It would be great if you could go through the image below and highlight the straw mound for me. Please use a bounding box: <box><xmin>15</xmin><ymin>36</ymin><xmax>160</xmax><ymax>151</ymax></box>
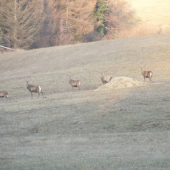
<box><xmin>96</xmin><ymin>77</ymin><xmax>144</xmax><ymax>90</ymax></box>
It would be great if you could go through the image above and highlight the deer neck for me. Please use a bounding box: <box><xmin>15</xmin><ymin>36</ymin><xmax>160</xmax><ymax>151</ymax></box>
<box><xmin>26</xmin><ymin>82</ymin><xmax>29</xmax><ymax>88</ymax></box>
<box><xmin>141</xmin><ymin>69</ymin><xmax>145</xmax><ymax>75</ymax></box>
<box><xmin>69</xmin><ymin>79</ymin><xmax>72</xmax><ymax>84</ymax></box>
<box><xmin>101</xmin><ymin>74</ymin><xmax>105</xmax><ymax>78</ymax></box>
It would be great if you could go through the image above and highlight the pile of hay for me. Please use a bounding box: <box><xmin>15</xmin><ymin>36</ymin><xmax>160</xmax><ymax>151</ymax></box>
<box><xmin>96</xmin><ymin>77</ymin><xmax>144</xmax><ymax>90</ymax></box>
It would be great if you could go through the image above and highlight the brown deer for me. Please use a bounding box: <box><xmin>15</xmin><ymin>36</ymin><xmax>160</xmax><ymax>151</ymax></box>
<box><xmin>138</xmin><ymin>63</ymin><xmax>153</xmax><ymax>82</ymax></box>
<box><xmin>0</xmin><ymin>90</ymin><xmax>10</xmax><ymax>102</ymax></box>
<box><xmin>23</xmin><ymin>78</ymin><xmax>44</xmax><ymax>99</ymax></box>
<box><xmin>68</xmin><ymin>76</ymin><xmax>81</xmax><ymax>91</ymax></box>
<box><xmin>99</xmin><ymin>71</ymin><xmax>112</xmax><ymax>84</ymax></box>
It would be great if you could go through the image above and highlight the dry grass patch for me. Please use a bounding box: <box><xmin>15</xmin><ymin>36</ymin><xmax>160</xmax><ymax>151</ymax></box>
<box><xmin>96</xmin><ymin>77</ymin><xmax>144</xmax><ymax>90</ymax></box>
<box><xmin>118</xmin><ymin>24</ymin><xmax>170</xmax><ymax>39</ymax></box>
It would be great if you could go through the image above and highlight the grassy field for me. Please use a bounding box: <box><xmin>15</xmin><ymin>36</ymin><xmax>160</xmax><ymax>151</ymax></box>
<box><xmin>0</xmin><ymin>34</ymin><xmax>170</xmax><ymax>169</ymax></box>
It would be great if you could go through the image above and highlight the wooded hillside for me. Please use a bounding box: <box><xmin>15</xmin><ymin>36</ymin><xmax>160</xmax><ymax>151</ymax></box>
<box><xmin>0</xmin><ymin>0</ymin><xmax>137</xmax><ymax>49</ymax></box>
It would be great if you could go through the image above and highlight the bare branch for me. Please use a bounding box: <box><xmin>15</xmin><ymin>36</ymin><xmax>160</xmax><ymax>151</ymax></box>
<box><xmin>0</xmin><ymin>45</ymin><xmax>15</xmax><ymax>51</ymax></box>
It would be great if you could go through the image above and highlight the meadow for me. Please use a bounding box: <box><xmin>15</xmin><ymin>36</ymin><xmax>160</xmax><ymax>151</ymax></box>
<box><xmin>0</xmin><ymin>34</ymin><xmax>170</xmax><ymax>169</ymax></box>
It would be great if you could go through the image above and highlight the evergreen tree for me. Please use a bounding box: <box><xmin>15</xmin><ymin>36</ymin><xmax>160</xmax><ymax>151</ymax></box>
<box><xmin>94</xmin><ymin>0</ymin><xmax>137</xmax><ymax>39</ymax></box>
<box><xmin>94</xmin><ymin>0</ymin><xmax>109</xmax><ymax>36</ymax></box>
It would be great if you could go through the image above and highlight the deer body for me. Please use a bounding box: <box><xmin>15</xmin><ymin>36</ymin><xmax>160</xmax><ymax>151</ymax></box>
<box><xmin>0</xmin><ymin>90</ymin><xmax>9</xmax><ymax>102</ymax></box>
<box><xmin>25</xmin><ymin>81</ymin><xmax>44</xmax><ymax>99</ymax></box>
<box><xmin>138</xmin><ymin>64</ymin><xmax>153</xmax><ymax>82</ymax></box>
<box><xmin>100</xmin><ymin>72</ymin><xmax>112</xmax><ymax>84</ymax></box>
<box><xmin>68</xmin><ymin>77</ymin><xmax>81</xmax><ymax>90</ymax></box>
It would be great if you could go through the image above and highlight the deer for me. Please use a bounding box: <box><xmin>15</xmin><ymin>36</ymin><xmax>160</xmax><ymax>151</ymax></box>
<box><xmin>23</xmin><ymin>78</ymin><xmax>44</xmax><ymax>99</ymax></box>
<box><xmin>138</xmin><ymin>63</ymin><xmax>153</xmax><ymax>82</ymax></box>
<box><xmin>68</xmin><ymin>76</ymin><xmax>81</xmax><ymax>91</ymax></box>
<box><xmin>99</xmin><ymin>71</ymin><xmax>112</xmax><ymax>84</ymax></box>
<box><xmin>0</xmin><ymin>90</ymin><xmax>10</xmax><ymax>102</ymax></box>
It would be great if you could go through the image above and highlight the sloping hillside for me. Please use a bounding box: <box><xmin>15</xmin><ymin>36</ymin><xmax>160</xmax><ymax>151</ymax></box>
<box><xmin>0</xmin><ymin>35</ymin><xmax>170</xmax><ymax>169</ymax></box>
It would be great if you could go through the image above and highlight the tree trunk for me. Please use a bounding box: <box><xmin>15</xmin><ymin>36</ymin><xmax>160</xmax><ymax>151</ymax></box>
<box><xmin>14</xmin><ymin>0</ymin><xmax>17</xmax><ymax>48</ymax></box>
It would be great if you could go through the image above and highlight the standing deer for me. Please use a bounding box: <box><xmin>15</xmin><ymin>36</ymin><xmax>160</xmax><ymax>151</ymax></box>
<box><xmin>0</xmin><ymin>90</ymin><xmax>10</xmax><ymax>102</ymax></box>
<box><xmin>23</xmin><ymin>79</ymin><xmax>44</xmax><ymax>99</ymax></box>
<box><xmin>138</xmin><ymin>63</ymin><xmax>153</xmax><ymax>82</ymax></box>
<box><xmin>68</xmin><ymin>76</ymin><xmax>81</xmax><ymax>91</ymax></box>
<box><xmin>99</xmin><ymin>71</ymin><xmax>112</xmax><ymax>84</ymax></box>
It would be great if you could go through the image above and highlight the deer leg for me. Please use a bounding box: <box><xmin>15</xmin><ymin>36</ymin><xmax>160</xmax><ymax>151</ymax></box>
<box><xmin>37</xmin><ymin>93</ymin><xmax>40</xmax><ymax>98</ymax></box>
<box><xmin>41</xmin><ymin>91</ymin><xmax>44</xmax><ymax>98</ymax></box>
<box><xmin>31</xmin><ymin>93</ymin><xmax>33</xmax><ymax>99</ymax></box>
<box><xmin>6</xmin><ymin>97</ymin><xmax>9</xmax><ymax>102</ymax></box>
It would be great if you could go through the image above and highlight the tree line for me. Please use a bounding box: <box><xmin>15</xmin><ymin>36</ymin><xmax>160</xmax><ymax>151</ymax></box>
<box><xmin>0</xmin><ymin>0</ymin><xmax>138</xmax><ymax>50</ymax></box>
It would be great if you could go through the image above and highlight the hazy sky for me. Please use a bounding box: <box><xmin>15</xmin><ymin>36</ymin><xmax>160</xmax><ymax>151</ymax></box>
<box><xmin>129</xmin><ymin>0</ymin><xmax>170</xmax><ymax>25</ymax></box>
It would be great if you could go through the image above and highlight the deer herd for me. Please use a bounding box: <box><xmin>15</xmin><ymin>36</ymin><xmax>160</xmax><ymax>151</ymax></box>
<box><xmin>0</xmin><ymin>63</ymin><xmax>153</xmax><ymax>102</ymax></box>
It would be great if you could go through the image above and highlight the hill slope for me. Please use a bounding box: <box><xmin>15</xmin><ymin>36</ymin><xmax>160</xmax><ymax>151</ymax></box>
<box><xmin>0</xmin><ymin>35</ymin><xmax>170</xmax><ymax>169</ymax></box>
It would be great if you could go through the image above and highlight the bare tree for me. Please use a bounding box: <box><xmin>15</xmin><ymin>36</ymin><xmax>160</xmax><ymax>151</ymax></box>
<box><xmin>68</xmin><ymin>0</ymin><xmax>95</xmax><ymax>43</ymax></box>
<box><xmin>50</xmin><ymin>0</ymin><xmax>95</xmax><ymax>45</ymax></box>
<box><xmin>0</xmin><ymin>0</ymin><xmax>45</xmax><ymax>49</ymax></box>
